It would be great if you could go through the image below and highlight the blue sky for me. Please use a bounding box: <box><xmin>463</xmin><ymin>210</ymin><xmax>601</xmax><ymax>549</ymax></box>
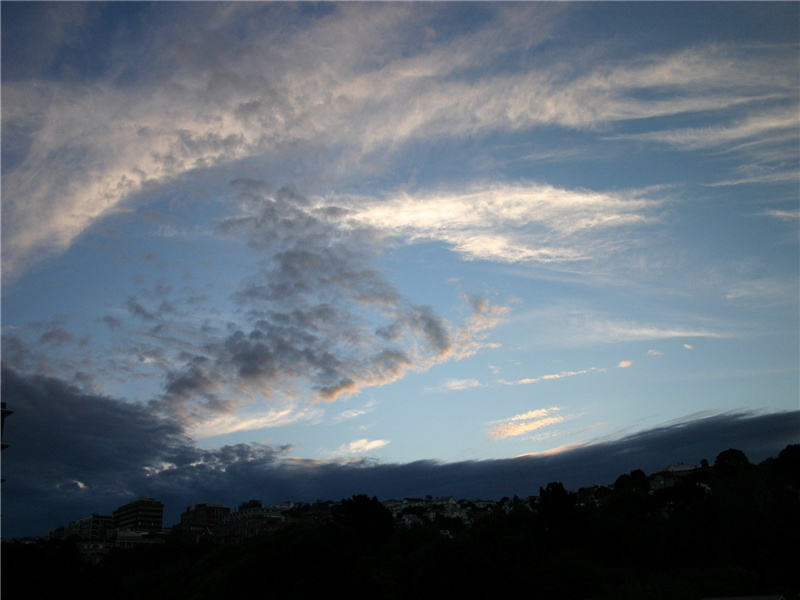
<box><xmin>2</xmin><ymin>2</ymin><xmax>798</xmax><ymax>536</ymax></box>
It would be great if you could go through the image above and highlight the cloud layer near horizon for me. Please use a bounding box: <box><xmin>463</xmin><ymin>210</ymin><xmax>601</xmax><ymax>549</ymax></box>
<box><xmin>2</xmin><ymin>364</ymin><xmax>797</xmax><ymax>538</ymax></box>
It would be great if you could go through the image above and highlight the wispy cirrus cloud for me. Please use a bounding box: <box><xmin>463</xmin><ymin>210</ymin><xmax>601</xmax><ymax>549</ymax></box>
<box><xmin>760</xmin><ymin>209</ymin><xmax>800</xmax><ymax>221</ymax></box>
<box><xmin>427</xmin><ymin>366</ymin><xmax>602</xmax><ymax>393</ymax></box>
<box><xmin>502</xmin><ymin>367</ymin><xmax>602</xmax><ymax>386</ymax></box>
<box><xmin>515</xmin><ymin>308</ymin><xmax>733</xmax><ymax>349</ymax></box>
<box><xmin>725</xmin><ymin>278</ymin><xmax>799</xmax><ymax>307</ymax></box>
<box><xmin>4</xmin><ymin>3</ymin><xmax>795</xmax><ymax>282</ymax></box>
<box><xmin>613</xmin><ymin>108</ymin><xmax>798</xmax><ymax>152</ymax></box>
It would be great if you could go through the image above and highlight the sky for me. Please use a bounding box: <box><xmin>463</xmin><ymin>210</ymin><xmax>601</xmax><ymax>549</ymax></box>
<box><xmin>1</xmin><ymin>2</ymin><xmax>798</xmax><ymax>538</ymax></box>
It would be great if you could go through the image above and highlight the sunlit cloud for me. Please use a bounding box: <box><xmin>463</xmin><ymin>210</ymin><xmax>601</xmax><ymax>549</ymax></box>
<box><xmin>325</xmin><ymin>438</ymin><xmax>391</xmax><ymax>457</ymax></box>
<box><xmin>345</xmin><ymin>183</ymin><xmax>663</xmax><ymax>266</ymax></box>
<box><xmin>193</xmin><ymin>405</ymin><xmax>324</xmax><ymax>439</ymax></box>
<box><xmin>500</xmin><ymin>368</ymin><xmax>602</xmax><ymax>386</ymax></box>
<box><xmin>618</xmin><ymin>360</ymin><xmax>633</xmax><ymax>368</ymax></box>
<box><xmin>487</xmin><ymin>406</ymin><xmax>565</xmax><ymax>440</ymax></box>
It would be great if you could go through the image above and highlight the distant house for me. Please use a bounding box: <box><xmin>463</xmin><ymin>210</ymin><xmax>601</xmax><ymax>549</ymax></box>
<box><xmin>650</xmin><ymin>463</ymin><xmax>697</xmax><ymax>491</ymax></box>
<box><xmin>401</xmin><ymin>514</ymin><xmax>424</xmax><ymax>527</ymax></box>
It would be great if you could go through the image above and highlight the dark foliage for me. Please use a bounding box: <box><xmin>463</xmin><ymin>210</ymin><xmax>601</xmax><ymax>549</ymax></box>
<box><xmin>3</xmin><ymin>446</ymin><xmax>799</xmax><ymax>599</ymax></box>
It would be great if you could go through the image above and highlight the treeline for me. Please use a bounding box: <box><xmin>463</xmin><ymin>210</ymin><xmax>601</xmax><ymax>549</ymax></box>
<box><xmin>3</xmin><ymin>445</ymin><xmax>799</xmax><ymax>599</ymax></box>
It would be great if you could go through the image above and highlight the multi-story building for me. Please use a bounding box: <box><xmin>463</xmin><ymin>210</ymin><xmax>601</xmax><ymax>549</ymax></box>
<box><xmin>180</xmin><ymin>503</ymin><xmax>230</xmax><ymax>525</ymax></box>
<box><xmin>112</xmin><ymin>496</ymin><xmax>164</xmax><ymax>531</ymax></box>
<box><xmin>69</xmin><ymin>514</ymin><xmax>113</xmax><ymax>540</ymax></box>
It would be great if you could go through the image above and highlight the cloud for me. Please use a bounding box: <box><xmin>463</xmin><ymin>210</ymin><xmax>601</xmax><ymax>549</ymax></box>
<box><xmin>3</xmin><ymin>3</ymin><xmax>795</xmax><ymax>281</ymax></box>
<box><xmin>336</xmin><ymin>439</ymin><xmax>391</xmax><ymax>455</ymax></box>
<box><xmin>510</xmin><ymin>368</ymin><xmax>601</xmax><ymax>386</ymax></box>
<box><xmin>2</xmin><ymin>364</ymin><xmax>797</xmax><ymax>538</ymax></box>
<box><xmin>618</xmin><ymin>360</ymin><xmax>633</xmax><ymax>368</ymax></box>
<box><xmin>761</xmin><ymin>209</ymin><xmax>800</xmax><ymax>221</ymax></box>
<box><xmin>487</xmin><ymin>407</ymin><xmax>565</xmax><ymax>440</ymax></box>
<box><xmin>516</xmin><ymin>309</ymin><xmax>732</xmax><ymax>348</ymax></box>
<box><xmin>345</xmin><ymin>183</ymin><xmax>663</xmax><ymax>266</ymax></box>
<box><xmin>97</xmin><ymin>182</ymin><xmax>509</xmax><ymax>434</ymax></box>
<box><xmin>614</xmin><ymin>108</ymin><xmax>799</xmax><ymax>152</ymax></box>
<box><xmin>427</xmin><ymin>379</ymin><xmax>483</xmax><ymax>392</ymax></box>
<box><xmin>725</xmin><ymin>278</ymin><xmax>799</xmax><ymax>307</ymax></box>
<box><xmin>38</xmin><ymin>328</ymin><xmax>74</xmax><ymax>347</ymax></box>
<box><xmin>430</xmin><ymin>367</ymin><xmax>601</xmax><ymax>392</ymax></box>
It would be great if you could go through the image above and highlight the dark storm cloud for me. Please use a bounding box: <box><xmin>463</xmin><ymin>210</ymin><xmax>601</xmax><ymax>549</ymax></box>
<box><xmin>2</xmin><ymin>362</ymin><xmax>796</xmax><ymax>538</ymax></box>
<box><xmin>0</xmin><ymin>365</ymin><xmax>288</xmax><ymax>537</ymax></box>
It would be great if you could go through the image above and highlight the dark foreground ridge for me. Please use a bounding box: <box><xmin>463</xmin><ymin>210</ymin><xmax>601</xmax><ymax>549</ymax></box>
<box><xmin>3</xmin><ymin>445</ymin><xmax>799</xmax><ymax>599</ymax></box>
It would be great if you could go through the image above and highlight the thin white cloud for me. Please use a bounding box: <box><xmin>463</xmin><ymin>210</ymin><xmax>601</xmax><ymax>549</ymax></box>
<box><xmin>760</xmin><ymin>209</ymin><xmax>800</xmax><ymax>221</ymax></box>
<box><xmin>487</xmin><ymin>406</ymin><xmax>565</xmax><ymax>440</ymax></box>
<box><xmin>518</xmin><ymin>308</ymin><xmax>732</xmax><ymax>347</ymax></box>
<box><xmin>500</xmin><ymin>367</ymin><xmax>602</xmax><ymax>386</ymax></box>
<box><xmin>725</xmin><ymin>278</ymin><xmax>799</xmax><ymax>307</ymax></box>
<box><xmin>331</xmin><ymin>408</ymin><xmax>370</xmax><ymax>423</ymax></box>
<box><xmin>618</xmin><ymin>360</ymin><xmax>633</xmax><ymax>368</ymax></box>
<box><xmin>323</xmin><ymin>438</ymin><xmax>391</xmax><ymax>457</ymax></box>
<box><xmin>615</xmin><ymin>108</ymin><xmax>799</xmax><ymax>151</ymax></box>
<box><xmin>704</xmin><ymin>172</ymin><xmax>799</xmax><ymax>187</ymax></box>
<box><xmin>426</xmin><ymin>379</ymin><xmax>483</xmax><ymax>392</ymax></box>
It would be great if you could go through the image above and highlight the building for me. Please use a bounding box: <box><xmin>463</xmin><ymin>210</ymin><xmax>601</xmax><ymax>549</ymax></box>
<box><xmin>112</xmin><ymin>496</ymin><xmax>164</xmax><ymax>531</ymax></box>
<box><xmin>69</xmin><ymin>514</ymin><xmax>113</xmax><ymax>540</ymax></box>
<box><xmin>180</xmin><ymin>503</ymin><xmax>230</xmax><ymax>525</ymax></box>
<box><xmin>222</xmin><ymin>499</ymin><xmax>285</xmax><ymax>541</ymax></box>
